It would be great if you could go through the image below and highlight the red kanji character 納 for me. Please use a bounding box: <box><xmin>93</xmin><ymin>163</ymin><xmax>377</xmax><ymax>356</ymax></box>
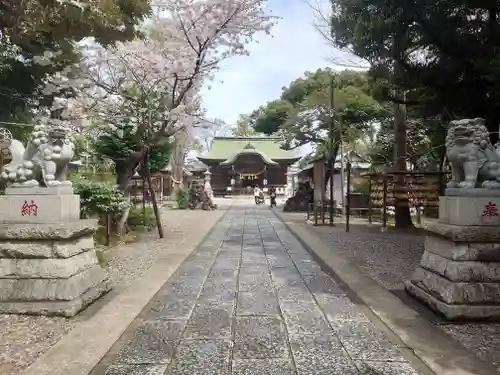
<box><xmin>21</xmin><ymin>200</ymin><xmax>38</xmax><ymax>217</ymax></box>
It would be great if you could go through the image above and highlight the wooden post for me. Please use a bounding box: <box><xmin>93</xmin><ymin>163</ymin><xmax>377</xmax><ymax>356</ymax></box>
<box><xmin>145</xmin><ymin>149</ymin><xmax>164</xmax><ymax>238</ymax></box>
<box><xmin>329</xmin><ymin>76</ymin><xmax>335</xmax><ymax>226</ymax></box>
<box><xmin>382</xmin><ymin>174</ymin><xmax>388</xmax><ymax>231</ymax></box>
<box><xmin>345</xmin><ymin>161</ymin><xmax>351</xmax><ymax>232</ymax></box>
<box><xmin>368</xmin><ymin>172</ymin><xmax>373</xmax><ymax>225</ymax></box>
<box><xmin>142</xmin><ymin>171</ymin><xmax>146</xmax><ymax>216</ymax></box>
<box><xmin>105</xmin><ymin>214</ymin><xmax>111</xmax><ymax>246</ymax></box>
<box><xmin>159</xmin><ymin>176</ymin><xmax>164</xmax><ymax>204</ymax></box>
<box><xmin>312</xmin><ymin>157</ymin><xmax>325</xmax><ymax>226</ymax></box>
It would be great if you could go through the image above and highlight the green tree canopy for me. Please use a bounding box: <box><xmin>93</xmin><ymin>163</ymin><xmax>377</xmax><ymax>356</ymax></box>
<box><xmin>93</xmin><ymin>124</ymin><xmax>174</xmax><ymax>176</ymax></box>
<box><xmin>250</xmin><ymin>69</ymin><xmax>388</xmax><ymax>152</ymax></box>
<box><xmin>330</xmin><ymin>0</ymin><xmax>500</xmax><ymax>138</ymax></box>
<box><xmin>89</xmin><ymin>77</ymin><xmax>180</xmax><ymax>189</ymax></box>
<box><xmin>0</xmin><ymin>0</ymin><xmax>151</xmax><ymax>127</ymax></box>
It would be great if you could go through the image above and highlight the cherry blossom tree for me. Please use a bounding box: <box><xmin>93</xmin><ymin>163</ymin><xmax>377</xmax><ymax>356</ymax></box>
<box><xmin>32</xmin><ymin>0</ymin><xmax>274</xmax><ymax>233</ymax></box>
<box><xmin>54</xmin><ymin>0</ymin><xmax>276</xmax><ymax>193</ymax></box>
<box><xmin>200</xmin><ymin>118</ymin><xmax>232</xmax><ymax>152</ymax></box>
<box><xmin>0</xmin><ymin>0</ymin><xmax>150</xmax><ymax>131</ymax></box>
<box><xmin>1</xmin><ymin>0</ymin><xmax>149</xmax><ymax>46</ymax></box>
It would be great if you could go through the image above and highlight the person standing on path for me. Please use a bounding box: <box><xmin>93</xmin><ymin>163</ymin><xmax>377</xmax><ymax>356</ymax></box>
<box><xmin>253</xmin><ymin>185</ymin><xmax>261</xmax><ymax>204</ymax></box>
<box><xmin>269</xmin><ymin>186</ymin><xmax>277</xmax><ymax>207</ymax></box>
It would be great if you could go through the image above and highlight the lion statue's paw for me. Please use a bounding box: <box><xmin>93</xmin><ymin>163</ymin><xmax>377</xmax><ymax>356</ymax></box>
<box><xmin>483</xmin><ymin>180</ymin><xmax>500</xmax><ymax>189</ymax></box>
<box><xmin>459</xmin><ymin>180</ymin><xmax>476</xmax><ymax>188</ymax></box>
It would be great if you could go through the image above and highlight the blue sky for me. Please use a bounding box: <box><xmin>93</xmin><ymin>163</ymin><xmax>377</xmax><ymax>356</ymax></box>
<box><xmin>200</xmin><ymin>0</ymin><xmax>365</xmax><ymax>129</ymax></box>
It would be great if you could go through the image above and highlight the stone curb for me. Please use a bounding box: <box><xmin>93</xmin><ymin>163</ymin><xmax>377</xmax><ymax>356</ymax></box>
<box><xmin>20</xmin><ymin>209</ymin><xmax>226</xmax><ymax>375</ymax></box>
<box><xmin>273</xmin><ymin>210</ymin><xmax>499</xmax><ymax>375</ymax></box>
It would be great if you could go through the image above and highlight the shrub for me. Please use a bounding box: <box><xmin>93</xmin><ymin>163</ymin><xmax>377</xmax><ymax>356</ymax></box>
<box><xmin>127</xmin><ymin>205</ymin><xmax>157</xmax><ymax>230</ymax></box>
<box><xmin>175</xmin><ymin>187</ymin><xmax>189</xmax><ymax>209</ymax></box>
<box><xmin>0</xmin><ymin>180</ymin><xmax>6</xmax><ymax>195</ymax></box>
<box><xmin>188</xmin><ymin>181</ymin><xmax>202</xmax><ymax>209</ymax></box>
<box><xmin>70</xmin><ymin>171</ymin><xmax>116</xmax><ymax>184</ymax></box>
<box><xmin>72</xmin><ymin>177</ymin><xmax>127</xmax><ymax>218</ymax></box>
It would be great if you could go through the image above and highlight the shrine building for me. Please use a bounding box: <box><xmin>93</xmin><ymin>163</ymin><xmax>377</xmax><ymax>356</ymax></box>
<box><xmin>197</xmin><ymin>137</ymin><xmax>300</xmax><ymax>195</ymax></box>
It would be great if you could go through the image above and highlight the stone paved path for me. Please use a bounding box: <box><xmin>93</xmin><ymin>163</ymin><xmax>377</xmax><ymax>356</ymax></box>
<box><xmin>102</xmin><ymin>207</ymin><xmax>424</xmax><ymax>375</ymax></box>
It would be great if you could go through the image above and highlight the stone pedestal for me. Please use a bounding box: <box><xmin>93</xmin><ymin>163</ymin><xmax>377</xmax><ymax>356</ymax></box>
<box><xmin>439</xmin><ymin>190</ymin><xmax>500</xmax><ymax>226</ymax></box>
<box><xmin>0</xmin><ymin>187</ymin><xmax>110</xmax><ymax>317</ymax></box>
<box><xmin>406</xmin><ymin>192</ymin><xmax>500</xmax><ymax>320</ymax></box>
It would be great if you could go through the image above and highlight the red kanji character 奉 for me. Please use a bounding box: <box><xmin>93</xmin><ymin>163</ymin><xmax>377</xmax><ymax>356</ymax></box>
<box><xmin>482</xmin><ymin>201</ymin><xmax>499</xmax><ymax>217</ymax></box>
<box><xmin>21</xmin><ymin>200</ymin><xmax>38</xmax><ymax>216</ymax></box>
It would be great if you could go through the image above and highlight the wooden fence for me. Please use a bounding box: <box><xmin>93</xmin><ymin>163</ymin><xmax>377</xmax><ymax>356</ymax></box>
<box><xmin>363</xmin><ymin>171</ymin><xmax>449</xmax><ymax>229</ymax></box>
<box><xmin>368</xmin><ymin>172</ymin><xmax>446</xmax><ymax>209</ymax></box>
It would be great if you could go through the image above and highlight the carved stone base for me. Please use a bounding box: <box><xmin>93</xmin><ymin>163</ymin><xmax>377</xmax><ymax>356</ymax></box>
<box><xmin>5</xmin><ymin>185</ymin><xmax>74</xmax><ymax>195</ymax></box>
<box><xmin>407</xmin><ymin>223</ymin><xmax>500</xmax><ymax>320</ymax></box>
<box><xmin>439</xmin><ymin>195</ymin><xmax>500</xmax><ymax>226</ymax></box>
<box><xmin>0</xmin><ymin>190</ymin><xmax>80</xmax><ymax>223</ymax></box>
<box><xmin>0</xmin><ymin>220</ymin><xmax>111</xmax><ymax>317</ymax></box>
<box><xmin>445</xmin><ymin>188</ymin><xmax>500</xmax><ymax>197</ymax></box>
<box><xmin>405</xmin><ymin>281</ymin><xmax>500</xmax><ymax>320</ymax></box>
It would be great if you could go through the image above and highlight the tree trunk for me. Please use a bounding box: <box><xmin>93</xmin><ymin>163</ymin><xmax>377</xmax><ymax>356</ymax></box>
<box><xmin>114</xmin><ymin>159</ymin><xmax>137</xmax><ymax>234</ymax></box>
<box><xmin>392</xmin><ymin>25</ymin><xmax>413</xmax><ymax>229</ymax></box>
<box><xmin>393</xmin><ymin>89</ymin><xmax>413</xmax><ymax>228</ymax></box>
<box><xmin>115</xmin><ymin>160</ymin><xmax>135</xmax><ymax>192</ymax></box>
<box><xmin>324</xmin><ymin>145</ymin><xmax>339</xmax><ymax>189</ymax></box>
<box><xmin>170</xmin><ymin>133</ymin><xmax>188</xmax><ymax>197</ymax></box>
<box><xmin>144</xmin><ymin>150</ymin><xmax>164</xmax><ymax>238</ymax></box>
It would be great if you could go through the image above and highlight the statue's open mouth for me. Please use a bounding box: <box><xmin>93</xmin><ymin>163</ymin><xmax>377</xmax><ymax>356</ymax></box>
<box><xmin>454</xmin><ymin>126</ymin><xmax>471</xmax><ymax>138</ymax></box>
<box><xmin>50</xmin><ymin>130</ymin><xmax>66</xmax><ymax>138</ymax></box>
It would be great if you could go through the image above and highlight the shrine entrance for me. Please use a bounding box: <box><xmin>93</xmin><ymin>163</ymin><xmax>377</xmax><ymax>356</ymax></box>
<box><xmin>197</xmin><ymin>137</ymin><xmax>301</xmax><ymax>196</ymax></box>
<box><xmin>232</xmin><ymin>153</ymin><xmax>267</xmax><ymax>193</ymax></box>
<box><xmin>235</xmin><ymin>173</ymin><xmax>264</xmax><ymax>194</ymax></box>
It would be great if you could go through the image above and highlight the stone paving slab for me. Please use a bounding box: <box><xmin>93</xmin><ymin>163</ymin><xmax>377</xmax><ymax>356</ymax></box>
<box><xmin>98</xmin><ymin>207</ymin><xmax>425</xmax><ymax>375</ymax></box>
<box><xmin>166</xmin><ymin>339</ymin><xmax>231</xmax><ymax>375</ymax></box>
<box><xmin>289</xmin><ymin>335</ymin><xmax>358</xmax><ymax>375</ymax></box>
<box><xmin>237</xmin><ymin>290</ymin><xmax>279</xmax><ymax>315</ymax></box>
<box><xmin>105</xmin><ymin>365</ymin><xmax>167</xmax><ymax>375</ymax></box>
<box><xmin>183</xmin><ymin>300</ymin><xmax>234</xmax><ymax>339</ymax></box>
<box><xmin>232</xmin><ymin>358</ymin><xmax>294</xmax><ymax>375</ymax></box>
<box><xmin>233</xmin><ymin>315</ymin><xmax>288</xmax><ymax>359</ymax></box>
<box><xmin>114</xmin><ymin>320</ymin><xmax>183</xmax><ymax>365</ymax></box>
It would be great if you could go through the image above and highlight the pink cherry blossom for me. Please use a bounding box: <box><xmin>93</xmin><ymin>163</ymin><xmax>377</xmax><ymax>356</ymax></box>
<box><xmin>40</xmin><ymin>0</ymin><xmax>276</xmax><ymax>140</ymax></box>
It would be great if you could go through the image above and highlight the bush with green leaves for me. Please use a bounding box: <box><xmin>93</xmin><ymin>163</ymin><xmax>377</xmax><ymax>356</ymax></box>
<box><xmin>175</xmin><ymin>187</ymin><xmax>189</xmax><ymax>209</ymax></box>
<box><xmin>0</xmin><ymin>180</ymin><xmax>6</xmax><ymax>195</ymax></box>
<box><xmin>127</xmin><ymin>205</ymin><xmax>157</xmax><ymax>229</ymax></box>
<box><xmin>93</xmin><ymin>123</ymin><xmax>174</xmax><ymax>174</ymax></box>
<box><xmin>72</xmin><ymin>177</ymin><xmax>128</xmax><ymax>218</ymax></box>
<box><xmin>188</xmin><ymin>181</ymin><xmax>202</xmax><ymax>209</ymax></box>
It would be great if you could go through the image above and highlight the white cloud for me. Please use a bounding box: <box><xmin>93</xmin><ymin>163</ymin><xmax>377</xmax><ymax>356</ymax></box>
<box><xmin>197</xmin><ymin>0</ymin><xmax>369</xmax><ymax>158</ymax></box>
<box><xmin>201</xmin><ymin>0</ymin><xmax>351</xmax><ymax>127</ymax></box>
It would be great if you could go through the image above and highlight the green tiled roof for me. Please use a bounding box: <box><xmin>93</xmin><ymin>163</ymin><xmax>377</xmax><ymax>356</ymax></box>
<box><xmin>220</xmin><ymin>143</ymin><xmax>278</xmax><ymax>166</ymax></box>
<box><xmin>198</xmin><ymin>137</ymin><xmax>299</xmax><ymax>161</ymax></box>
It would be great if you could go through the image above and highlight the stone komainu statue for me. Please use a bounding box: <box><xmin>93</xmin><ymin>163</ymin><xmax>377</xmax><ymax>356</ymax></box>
<box><xmin>0</xmin><ymin>122</ymin><xmax>75</xmax><ymax>188</ymax></box>
<box><xmin>446</xmin><ymin>118</ymin><xmax>500</xmax><ymax>189</ymax></box>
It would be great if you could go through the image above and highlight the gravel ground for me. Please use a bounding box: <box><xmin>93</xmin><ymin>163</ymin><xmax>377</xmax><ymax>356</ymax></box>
<box><xmin>285</xmin><ymin>214</ymin><xmax>500</xmax><ymax>371</ymax></box>
<box><xmin>0</xmin><ymin>204</ymin><xmax>227</xmax><ymax>375</ymax></box>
